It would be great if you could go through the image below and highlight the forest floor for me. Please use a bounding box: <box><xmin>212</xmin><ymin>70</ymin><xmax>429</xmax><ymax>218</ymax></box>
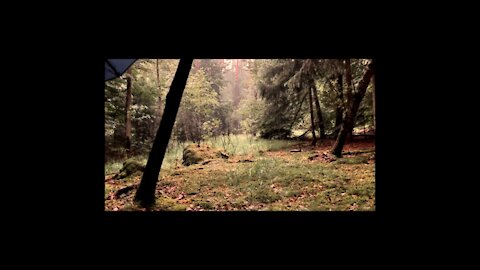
<box><xmin>105</xmin><ymin>136</ymin><xmax>375</xmax><ymax>211</ymax></box>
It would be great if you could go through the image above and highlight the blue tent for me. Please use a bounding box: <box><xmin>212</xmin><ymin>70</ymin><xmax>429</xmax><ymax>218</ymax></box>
<box><xmin>105</xmin><ymin>59</ymin><xmax>137</xmax><ymax>81</ymax></box>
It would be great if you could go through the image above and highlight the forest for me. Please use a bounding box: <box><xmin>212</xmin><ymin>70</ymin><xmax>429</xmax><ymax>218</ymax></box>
<box><xmin>105</xmin><ymin>59</ymin><xmax>375</xmax><ymax>211</ymax></box>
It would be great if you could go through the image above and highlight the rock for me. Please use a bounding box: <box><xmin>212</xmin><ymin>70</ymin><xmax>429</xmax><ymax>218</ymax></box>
<box><xmin>182</xmin><ymin>144</ymin><xmax>225</xmax><ymax>166</ymax></box>
<box><xmin>321</xmin><ymin>152</ymin><xmax>337</xmax><ymax>162</ymax></box>
<box><xmin>182</xmin><ymin>145</ymin><xmax>204</xmax><ymax>166</ymax></box>
<box><xmin>113</xmin><ymin>159</ymin><xmax>145</xmax><ymax>179</ymax></box>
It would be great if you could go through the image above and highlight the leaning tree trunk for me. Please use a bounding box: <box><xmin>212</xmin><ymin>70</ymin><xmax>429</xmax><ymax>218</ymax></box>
<box><xmin>134</xmin><ymin>59</ymin><xmax>193</xmax><ymax>208</ymax></box>
<box><xmin>331</xmin><ymin>60</ymin><xmax>374</xmax><ymax>157</ymax></box>
<box><xmin>288</xmin><ymin>90</ymin><xmax>309</xmax><ymax>131</ymax></box>
<box><xmin>308</xmin><ymin>87</ymin><xmax>317</xmax><ymax>146</ymax></box>
<box><xmin>125</xmin><ymin>70</ymin><xmax>132</xmax><ymax>156</ymax></box>
<box><xmin>311</xmin><ymin>81</ymin><xmax>325</xmax><ymax>140</ymax></box>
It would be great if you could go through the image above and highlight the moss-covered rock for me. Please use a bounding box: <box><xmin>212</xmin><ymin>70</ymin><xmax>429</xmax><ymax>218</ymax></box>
<box><xmin>182</xmin><ymin>144</ymin><xmax>225</xmax><ymax>166</ymax></box>
<box><xmin>113</xmin><ymin>158</ymin><xmax>145</xmax><ymax>179</ymax></box>
<box><xmin>182</xmin><ymin>146</ymin><xmax>203</xmax><ymax>166</ymax></box>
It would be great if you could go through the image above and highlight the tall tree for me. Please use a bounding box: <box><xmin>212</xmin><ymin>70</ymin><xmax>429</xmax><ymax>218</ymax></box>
<box><xmin>344</xmin><ymin>59</ymin><xmax>354</xmax><ymax>142</ymax></box>
<box><xmin>173</xmin><ymin>69</ymin><xmax>220</xmax><ymax>142</ymax></box>
<box><xmin>288</xmin><ymin>90</ymin><xmax>309</xmax><ymax>131</ymax></box>
<box><xmin>334</xmin><ymin>75</ymin><xmax>344</xmax><ymax>136</ymax></box>
<box><xmin>323</xmin><ymin>74</ymin><xmax>344</xmax><ymax>137</ymax></box>
<box><xmin>125</xmin><ymin>70</ymin><xmax>133</xmax><ymax>155</ymax></box>
<box><xmin>372</xmin><ymin>74</ymin><xmax>376</xmax><ymax>131</ymax></box>
<box><xmin>311</xmin><ymin>80</ymin><xmax>325</xmax><ymax>139</ymax></box>
<box><xmin>308</xmin><ymin>87</ymin><xmax>317</xmax><ymax>146</ymax></box>
<box><xmin>156</xmin><ymin>59</ymin><xmax>163</xmax><ymax>122</ymax></box>
<box><xmin>331</xmin><ymin>60</ymin><xmax>374</xmax><ymax>157</ymax></box>
<box><xmin>134</xmin><ymin>58</ymin><xmax>193</xmax><ymax>208</ymax></box>
<box><xmin>255</xmin><ymin>59</ymin><xmax>303</xmax><ymax>138</ymax></box>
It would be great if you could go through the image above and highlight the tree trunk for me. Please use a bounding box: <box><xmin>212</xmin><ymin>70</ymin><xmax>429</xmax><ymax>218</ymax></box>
<box><xmin>324</xmin><ymin>76</ymin><xmax>343</xmax><ymax>137</ymax></box>
<box><xmin>125</xmin><ymin>71</ymin><xmax>132</xmax><ymax>155</ymax></box>
<box><xmin>331</xmin><ymin>60</ymin><xmax>374</xmax><ymax>157</ymax></box>
<box><xmin>334</xmin><ymin>75</ymin><xmax>344</xmax><ymax>136</ymax></box>
<box><xmin>288</xmin><ymin>90</ymin><xmax>309</xmax><ymax>131</ymax></box>
<box><xmin>311</xmin><ymin>81</ymin><xmax>325</xmax><ymax>140</ymax></box>
<box><xmin>155</xmin><ymin>59</ymin><xmax>163</xmax><ymax>132</ymax></box>
<box><xmin>134</xmin><ymin>59</ymin><xmax>193</xmax><ymax>208</ymax></box>
<box><xmin>308</xmin><ymin>88</ymin><xmax>317</xmax><ymax>146</ymax></box>
<box><xmin>372</xmin><ymin>74</ymin><xmax>376</xmax><ymax>132</ymax></box>
<box><xmin>343</xmin><ymin>60</ymin><xmax>354</xmax><ymax>142</ymax></box>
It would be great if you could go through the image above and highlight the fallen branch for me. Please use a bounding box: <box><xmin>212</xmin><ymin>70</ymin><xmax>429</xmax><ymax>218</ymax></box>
<box><xmin>342</xmin><ymin>149</ymin><xmax>375</xmax><ymax>155</ymax></box>
<box><xmin>114</xmin><ymin>184</ymin><xmax>139</xmax><ymax>199</ymax></box>
<box><xmin>292</xmin><ymin>130</ymin><xmax>310</xmax><ymax>140</ymax></box>
<box><xmin>202</xmin><ymin>160</ymin><xmax>213</xmax><ymax>165</ymax></box>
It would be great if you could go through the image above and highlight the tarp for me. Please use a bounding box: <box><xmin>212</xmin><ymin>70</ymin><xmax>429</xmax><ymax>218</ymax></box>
<box><xmin>105</xmin><ymin>59</ymin><xmax>137</xmax><ymax>81</ymax></box>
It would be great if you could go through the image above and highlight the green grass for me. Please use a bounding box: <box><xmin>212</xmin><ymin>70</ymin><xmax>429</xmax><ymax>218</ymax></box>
<box><xmin>105</xmin><ymin>134</ymin><xmax>295</xmax><ymax>174</ymax></box>
<box><xmin>247</xmin><ymin>187</ymin><xmax>281</xmax><ymax>204</ymax></box>
<box><xmin>208</xmin><ymin>134</ymin><xmax>294</xmax><ymax>156</ymax></box>
<box><xmin>336</xmin><ymin>156</ymin><xmax>369</xmax><ymax>164</ymax></box>
<box><xmin>195</xmin><ymin>200</ymin><xmax>214</xmax><ymax>210</ymax></box>
<box><xmin>217</xmin><ymin>156</ymin><xmax>368</xmax><ymax>209</ymax></box>
<box><xmin>105</xmin><ymin>134</ymin><xmax>375</xmax><ymax>211</ymax></box>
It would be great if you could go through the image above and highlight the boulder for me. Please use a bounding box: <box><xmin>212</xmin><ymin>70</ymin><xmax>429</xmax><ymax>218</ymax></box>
<box><xmin>182</xmin><ymin>144</ymin><xmax>225</xmax><ymax>166</ymax></box>
<box><xmin>113</xmin><ymin>158</ymin><xmax>145</xmax><ymax>179</ymax></box>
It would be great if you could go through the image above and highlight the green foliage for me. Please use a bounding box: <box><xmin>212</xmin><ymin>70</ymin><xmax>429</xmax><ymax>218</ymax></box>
<box><xmin>253</xmin><ymin>60</ymin><xmax>312</xmax><ymax>138</ymax></box>
<box><xmin>237</xmin><ymin>97</ymin><xmax>265</xmax><ymax>135</ymax></box>
<box><xmin>105</xmin><ymin>78</ymin><xmax>128</xmax><ymax>158</ymax></box>
<box><xmin>105</xmin><ymin>58</ymin><xmax>374</xmax><ymax>167</ymax></box>
<box><xmin>250</xmin><ymin>59</ymin><xmax>374</xmax><ymax>139</ymax></box>
<box><xmin>174</xmin><ymin>70</ymin><xmax>221</xmax><ymax>142</ymax></box>
<box><xmin>105</xmin><ymin>59</ymin><xmax>180</xmax><ymax>160</ymax></box>
<box><xmin>195</xmin><ymin>59</ymin><xmax>225</xmax><ymax>94</ymax></box>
